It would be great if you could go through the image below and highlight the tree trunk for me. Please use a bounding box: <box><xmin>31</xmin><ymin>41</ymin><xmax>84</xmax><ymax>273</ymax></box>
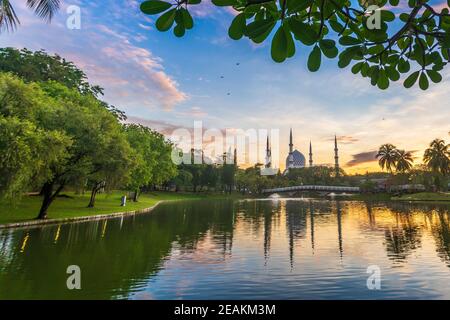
<box><xmin>37</xmin><ymin>182</ymin><xmax>53</xmax><ymax>219</ymax></box>
<box><xmin>88</xmin><ymin>184</ymin><xmax>99</xmax><ymax>208</ymax></box>
<box><xmin>133</xmin><ymin>188</ymin><xmax>139</xmax><ymax>202</ymax></box>
<box><xmin>37</xmin><ymin>181</ymin><xmax>64</xmax><ymax>220</ymax></box>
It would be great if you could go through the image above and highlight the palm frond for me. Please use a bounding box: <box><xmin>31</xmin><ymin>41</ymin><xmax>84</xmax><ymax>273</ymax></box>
<box><xmin>0</xmin><ymin>0</ymin><xmax>20</xmax><ymax>32</ymax></box>
<box><xmin>26</xmin><ymin>0</ymin><xmax>60</xmax><ymax>22</ymax></box>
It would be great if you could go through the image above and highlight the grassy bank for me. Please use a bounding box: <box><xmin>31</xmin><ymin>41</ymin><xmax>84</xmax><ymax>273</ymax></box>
<box><xmin>0</xmin><ymin>191</ymin><xmax>242</xmax><ymax>225</ymax></box>
<box><xmin>392</xmin><ymin>192</ymin><xmax>450</xmax><ymax>202</ymax></box>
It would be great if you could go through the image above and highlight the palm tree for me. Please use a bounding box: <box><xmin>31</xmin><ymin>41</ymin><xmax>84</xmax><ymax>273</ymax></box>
<box><xmin>423</xmin><ymin>139</ymin><xmax>450</xmax><ymax>176</ymax></box>
<box><xmin>0</xmin><ymin>0</ymin><xmax>60</xmax><ymax>32</ymax></box>
<box><xmin>394</xmin><ymin>149</ymin><xmax>414</xmax><ymax>173</ymax></box>
<box><xmin>376</xmin><ymin>144</ymin><xmax>398</xmax><ymax>173</ymax></box>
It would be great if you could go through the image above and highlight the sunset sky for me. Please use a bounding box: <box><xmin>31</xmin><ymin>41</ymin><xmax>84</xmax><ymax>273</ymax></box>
<box><xmin>1</xmin><ymin>0</ymin><xmax>449</xmax><ymax>173</ymax></box>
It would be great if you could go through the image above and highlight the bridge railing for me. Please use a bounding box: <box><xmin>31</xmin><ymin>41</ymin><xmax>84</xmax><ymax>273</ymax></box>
<box><xmin>262</xmin><ymin>185</ymin><xmax>360</xmax><ymax>193</ymax></box>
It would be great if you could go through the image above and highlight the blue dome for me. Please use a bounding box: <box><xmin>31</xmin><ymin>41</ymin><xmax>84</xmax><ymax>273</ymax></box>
<box><xmin>286</xmin><ymin>150</ymin><xmax>306</xmax><ymax>169</ymax></box>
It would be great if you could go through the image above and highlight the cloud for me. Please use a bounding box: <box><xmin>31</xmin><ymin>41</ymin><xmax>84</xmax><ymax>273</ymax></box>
<box><xmin>0</xmin><ymin>0</ymin><xmax>188</xmax><ymax>111</ymax></box>
<box><xmin>324</xmin><ymin>135</ymin><xmax>359</xmax><ymax>145</ymax></box>
<box><xmin>346</xmin><ymin>151</ymin><xmax>378</xmax><ymax>167</ymax></box>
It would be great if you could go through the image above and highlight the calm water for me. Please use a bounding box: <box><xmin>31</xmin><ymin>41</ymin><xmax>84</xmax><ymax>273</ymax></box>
<box><xmin>1</xmin><ymin>199</ymin><xmax>450</xmax><ymax>300</ymax></box>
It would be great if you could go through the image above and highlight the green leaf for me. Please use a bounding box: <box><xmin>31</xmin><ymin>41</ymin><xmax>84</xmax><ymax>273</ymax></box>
<box><xmin>289</xmin><ymin>19</ymin><xmax>317</xmax><ymax>46</ymax></box>
<box><xmin>287</xmin><ymin>0</ymin><xmax>311</xmax><ymax>14</ymax></box>
<box><xmin>397</xmin><ymin>58</ymin><xmax>410</xmax><ymax>73</ymax></box>
<box><xmin>329</xmin><ymin>20</ymin><xmax>344</xmax><ymax>33</ymax></box>
<box><xmin>426</xmin><ymin>69</ymin><xmax>442</xmax><ymax>83</ymax></box>
<box><xmin>156</xmin><ymin>8</ymin><xmax>176</xmax><ymax>31</ymax></box>
<box><xmin>286</xmin><ymin>27</ymin><xmax>296</xmax><ymax>58</ymax></box>
<box><xmin>308</xmin><ymin>45</ymin><xmax>321</xmax><ymax>72</ymax></box>
<box><xmin>188</xmin><ymin>0</ymin><xmax>201</xmax><ymax>4</ymax></box>
<box><xmin>212</xmin><ymin>0</ymin><xmax>237</xmax><ymax>6</ymax></box>
<box><xmin>245</xmin><ymin>18</ymin><xmax>276</xmax><ymax>42</ymax></box>
<box><xmin>175</xmin><ymin>9</ymin><xmax>183</xmax><ymax>25</ymax></box>
<box><xmin>381</xmin><ymin>10</ymin><xmax>395</xmax><ymax>22</ymax></box>
<box><xmin>338</xmin><ymin>46</ymin><xmax>361</xmax><ymax>68</ymax></box>
<box><xmin>140</xmin><ymin>0</ymin><xmax>172</xmax><ymax>15</ymax></box>
<box><xmin>403</xmin><ymin>71</ymin><xmax>420</xmax><ymax>88</ymax></box>
<box><xmin>361</xmin><ymin>63</ymin><xmax>369</xmax><ymax>77</ymax></box>
<box><xmin>181</xmin><ymin>8</ymin><xmax>194</xmax><ymax>29</ymax></box>
<box><xmin>339</xmin><ymin>36</ymin><xmax>361</xmax><ymax>46</ymax></box>
<box><xmin>351</xmin><ymin>62</ymin><xmax>364</xmax><ymax>74</ymax></box>
<box><xmin>370</xmin><ymin>67</ymin><xmax>380</xmax><ymax>86</ymax></box>
<box><xmin>319</xmin><ymin>39</ymin><xmax>338</xmax><ymax>58</ymax></box>
<box><xmin>229</xmin><ymin>13</ymin><xmax>246</xmax><ymax>40</ymax></box>
<box><xmin>399</xmin><ymin>13</ymin><xmax>409</xmax><ymax>22</ymax></box>
<box><xmin>385</xmin><ymin>66</ymin><xmax>400</xmax><ymax>82</ymax></box>
<box><xmin>271</xmin><ymin>25</ymin><xmax>288</xmax><ymax>63</ymax></box>
<box><xmin>419</xmin><ymin>72</ymin><xmax>429</xmax><ymax>90</ymax></box>
<box><xmin>174</xmin><ymin>23</ymin><xmax>185</xmax><ymax>37</ymax></box>
<box><xmin>377</xmin><ymin>69</ymin><xmax>389</xmax><ymax>90</ymax></box>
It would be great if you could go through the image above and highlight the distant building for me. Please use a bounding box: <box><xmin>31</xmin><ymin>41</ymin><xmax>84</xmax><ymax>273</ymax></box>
<box><xmin>276</xmin><ymin>129</ymin><xmax>340</xmax><ymax>175</ymax></box>
<box><xmin>285</xmin><ymin>128</ymin><xmax>306</xmax><ymax>172</ymax></box>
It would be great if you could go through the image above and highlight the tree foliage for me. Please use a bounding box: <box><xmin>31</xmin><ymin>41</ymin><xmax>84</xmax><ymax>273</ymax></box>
<box><xmin>0</xmin><ymin>0</ymin><xmax>60</xmax><ymax>32</ymax></box>
<box><xmin>423</xmin><ymin>138</ymin><xmax>450</xmax><ymax>175</ymax></box>
<box><xmin>140</xmin><ymin>0</ymin><xmax>450</xmax><ymax>90</ymax></box>
<box><xmin>0</xmin><ymin>74</ymin><xmax>135</xmax><ymax>218</ymax></box>
<box><xmin>0</xmin><ymin>48</ymin><xmax>103</xmax><ymax>97</ymax></box>
<box><xmin>124</xmin><ymin>124</ymin><xmax>177</xmax><ymax>200</ymax></box>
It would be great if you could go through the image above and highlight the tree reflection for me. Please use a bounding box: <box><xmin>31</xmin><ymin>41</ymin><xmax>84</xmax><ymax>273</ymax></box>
<box><xmin>431</xmin><ymin>209</ymin><xmax>450</xmax><ymax>267</ymax></box>
<box><xmin>1</xmin><ymin>198</ymin><xmax>449</xmax><ymax>299</ymax></box>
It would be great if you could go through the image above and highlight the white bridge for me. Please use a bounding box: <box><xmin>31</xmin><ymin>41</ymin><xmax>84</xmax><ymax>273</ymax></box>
<box><xmin>262</xmin><ymin>185</ymin><xmax>360</xmax><ymax>194</ymax></box>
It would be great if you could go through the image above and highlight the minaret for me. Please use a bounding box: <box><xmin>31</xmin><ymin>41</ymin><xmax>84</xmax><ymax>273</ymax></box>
<box><xmin>289</xmin><ymin>128</ymin><xmax>293</xmax><ymax>154</ymax></box>
<box><xmin>265</xmin><ymin>135</ymin><xmax>272</xmax><ymax>168</ymax></box>
<box><xmin>233</xmin><ymin>148</ymin><xmax>237</xmax><ymax>166</ymax></box>
<box><xmin>334</xmin><ymin>135</ymin><xmax>340</xmax><ymax>177</ymax></box>
<box><xmin>288</xmin><ymin>128</ymin><xmax>294</xmax><ymax>169</ymax></box>
<box><xmin>309</xmin><ymin>141</ymin><xmax>313</xmax><ymax>167</ymax></box>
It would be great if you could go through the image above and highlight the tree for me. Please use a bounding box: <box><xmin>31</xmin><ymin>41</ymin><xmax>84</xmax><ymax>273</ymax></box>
<box><xmin>86</xmin><ymin>125</ymin><xmax>135</xmax><ymax>208</ymax></box>
<box><xmin>0</xmin><ymin>116</ymin><xmax>70</xmax><ymax>201</ymax></box>
<box><xmin>124</xmin><ymin>124</ymin><xmax>177</xmax><ymax>201</ymax></box>
<box><xmin>0</xmin><ymin>48</ymin><xmax>128</xmax><ymax>122</ymax></box>
<box><xmin>394</xmin><ymin>149</ymin><xmax>414</xmax><ymax>173</ymax></box>
<box><xmin>0</xmin><ymin>0</ymin><xmax>61</xmax><ymax>32</ymax></box>
<box><xmin>171</xmin><ymin>168</ymin><xmax>193</xmax><ymax>191</ymax></box>
<box><xmin>424</xmin><ymin>138</ymin><xmax>450</xmax><ymax>175</ymax></box>
<box><xmin>201</xmin><ymin>164</ymin><xmax>219</xmax><ymax>191</ymax></box>
<box><xmin>140</xmin><ymin>0</ymin><xmax>450</xmax><ymax>90</ymax></box>
<box><xmin>0</xmin><ymin>48</ymin><xmax>103</xmax><ymax>97</ymax></box>
<box><xmin>221</xmin><ymin>164</ymin><xmax>236</xmax><ymax>193</ymax></box>
<box><xmin>377</xmin><ymin>144</ymin><xmax>398</xmax><ymax>173</ymax></box>
<box><xmin>0</xmin><ymin>73</ymin><xmax>132</xmax><ymax>219</ymax></box>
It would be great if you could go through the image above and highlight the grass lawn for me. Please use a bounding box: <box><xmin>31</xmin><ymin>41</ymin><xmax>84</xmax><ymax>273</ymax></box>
<box><xmin>0</xmin><ymin>191</ymin><xmax>240</xmax><ymax>225</ymax></box>
<box><xmin>392</xmin><ymin>192</ymin><xmax>450</xmax><ymax>202</ymax></box>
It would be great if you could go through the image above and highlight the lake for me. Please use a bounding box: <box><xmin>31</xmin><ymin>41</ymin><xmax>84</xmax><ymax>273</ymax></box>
<box><xmin>1</xmin><ymin>198</ymin><xmax>449</xmax><ymax>299</ymax></box>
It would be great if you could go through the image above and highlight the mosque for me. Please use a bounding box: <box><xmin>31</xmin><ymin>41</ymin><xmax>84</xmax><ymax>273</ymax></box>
<box><xmin>265</xmin><ymin>129</ymin><xmax>340</xmax><ymax>176</ymax></box>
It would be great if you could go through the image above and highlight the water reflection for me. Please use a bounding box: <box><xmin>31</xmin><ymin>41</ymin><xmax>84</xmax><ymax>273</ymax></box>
<box><xmin>0</xmin><ymin>199</ymin><xmax>449</xmax><ymax>299</ymax></box>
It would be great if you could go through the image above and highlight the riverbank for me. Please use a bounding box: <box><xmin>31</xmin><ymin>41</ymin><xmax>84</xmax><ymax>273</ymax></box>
<box><xmin>391</xmin><ymin>192</ymin><xmax>450</xmax><ymax>202</ymax></box>
<box><xmin>0</xmin><ymin>191</ymin><xmax>244</xmax><ymax>227</ymax></box>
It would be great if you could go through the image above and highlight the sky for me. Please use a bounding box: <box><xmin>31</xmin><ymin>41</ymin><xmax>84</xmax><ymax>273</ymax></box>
<box><xmin>0</xmin><ymin>0</ymin><xmax>449</xmax><ymax>173</ymax></box>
